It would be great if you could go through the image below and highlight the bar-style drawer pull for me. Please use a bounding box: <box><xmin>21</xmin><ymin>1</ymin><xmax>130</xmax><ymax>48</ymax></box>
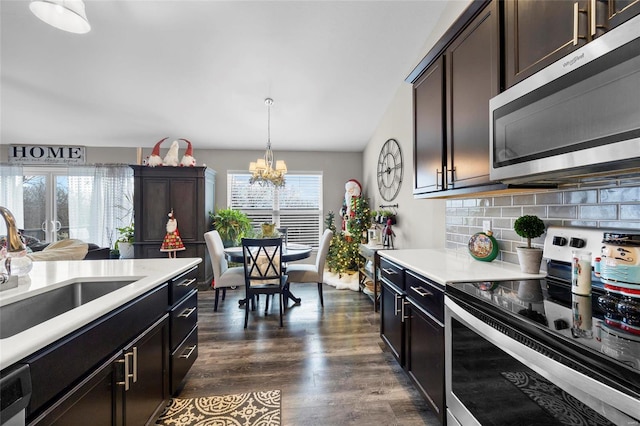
<box><xmin>401</xmin><ymin>300</ymin><xmax>410</xmax><ymax>322</ymax></box>
<box><xmin>573</xmin><ymin>2</ymin><xmax>587</xmax><ymax>45</ymax></box>
<box><xmin>382</xmin><ymin>268</ymin><xmax>398</xmax><ymax>275</ymax></box>
<box><xmin>179</xmin><ymin>307</ymin><xmax>197</xmax><ymax>318</ymax></box>
<box><xmin>410</xmin><ymin>286</ymin><xmax>433</xmax><ymax>297</ymax></box>
<box><xmin>180</xmin><ymin>345</ymin><xmax>197</xmax><ymax>359</ymax></box>
<box><xmin>177</xmin><ymin>278</ymin><xmax>196</xmax><ymax>287</ymax></box>
<box><xmin>116</xmin><ymin>351</ymin><xmax>134</xmax><ymax>390</ymax></box>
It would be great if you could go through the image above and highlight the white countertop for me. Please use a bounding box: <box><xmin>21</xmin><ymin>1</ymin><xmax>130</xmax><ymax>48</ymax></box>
<box><xmin>0</xmin><ymin>258</ymin><xmax>201</xmax><ymax>368</ymax></box>
<box><xmin>377</xmin><ymin>248</ymin><xmax>546</xmax><ymax>285</ymax></box>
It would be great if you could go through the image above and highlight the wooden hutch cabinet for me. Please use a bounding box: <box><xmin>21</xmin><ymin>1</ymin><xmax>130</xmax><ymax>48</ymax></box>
<box><xmin>131</xmin><ymin>165</ymin><xmax>215</xmax><ymax>287</ymax></box>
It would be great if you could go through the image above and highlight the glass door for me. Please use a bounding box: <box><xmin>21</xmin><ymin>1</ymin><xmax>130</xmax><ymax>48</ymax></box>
<box><xmin>22</xmin><ymin>167</ymin><xmax>69</xmax><ymax>243</ymax></box>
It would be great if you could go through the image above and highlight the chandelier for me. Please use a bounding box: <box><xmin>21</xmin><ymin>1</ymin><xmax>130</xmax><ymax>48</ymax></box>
<box><xmin>249</xmin><ymin>98</ymin><xmax>287</xmax><ymax>187</ymax></box>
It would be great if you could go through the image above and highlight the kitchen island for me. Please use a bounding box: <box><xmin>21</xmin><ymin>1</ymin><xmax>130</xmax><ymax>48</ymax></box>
<box><xmin>0</xmin><ymin>257</ymin><xmax>201</xmax><ymax>425</ymax></box>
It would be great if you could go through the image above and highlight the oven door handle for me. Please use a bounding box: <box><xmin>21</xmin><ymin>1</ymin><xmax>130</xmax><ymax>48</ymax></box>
<box><xmin>445</xmin><ymin>296</ymin><xmax>639</xmax><ymax>423</ymax></box>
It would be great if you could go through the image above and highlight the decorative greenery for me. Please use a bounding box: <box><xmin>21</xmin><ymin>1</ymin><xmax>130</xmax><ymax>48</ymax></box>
<box><xmin>114</xmin><ymin>192</ymin><xmax>134</xmax><ymax>249</ymax></box>
<box><xmin>326</xmin><ymin>197</ymin><xmax>373</xmax><ymax>277</ymax></box>
<box><xmin>514</xmin><ymin>215</ymin><xmax>545</xmax><ymax>248</ymax></box>
<box><xmin>347</xmin><ymin>197</ymin><xmax>371</xmax><ymax>242</ymax></box>
<box><xmin>210</xmin><ymin>208</ymin><xmax>253</xmax><ymax>246</ymax></box>
<box><xmin>116</xmin><ymin>224</ymin><xmax>135</xmax><ymax>244</ymax></box>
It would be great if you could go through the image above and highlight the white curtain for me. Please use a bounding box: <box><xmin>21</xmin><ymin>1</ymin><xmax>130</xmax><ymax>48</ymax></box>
<box><xmin>68</xmin><ymin>165</ymin><xmax>133</xmax><ymax>248</ymax></box>
<box><xmin>0</xmin><ymin>164</ymin><xmax>25</xmax><ymax>236</ymax></box>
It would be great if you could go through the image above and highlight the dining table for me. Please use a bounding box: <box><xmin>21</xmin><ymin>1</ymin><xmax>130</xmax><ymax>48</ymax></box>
<box><xmin>223</xmin><ymin>243</ymin><xmax>312</xmax><ymax>305</ymax></box>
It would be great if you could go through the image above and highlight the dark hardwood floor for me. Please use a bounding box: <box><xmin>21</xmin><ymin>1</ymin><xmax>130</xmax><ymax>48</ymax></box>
<box><xmin>176</xmin><ymin>283</ymin><xmax>441</xmax><ymax>425</ymax></box>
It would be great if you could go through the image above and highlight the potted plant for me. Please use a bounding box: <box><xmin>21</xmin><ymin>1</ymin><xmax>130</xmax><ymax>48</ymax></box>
<box><xmin>514</xmin><ymin>215</ymin><xmax>546</xmax><ymax>273</ymax></box>
<box><xmin>116</xmin><ymin>224</ymin><xmax>135</xmax><ymax>259</ymax></box>
<box><xmin>211</xmin><ymin>208</ymin><xmax>252</xmax><ymax>247</ymax></box>
<box><xmin>380</xmin><ymin>209</ymin><xmax>397</xmax><ymax>225</ymax></box>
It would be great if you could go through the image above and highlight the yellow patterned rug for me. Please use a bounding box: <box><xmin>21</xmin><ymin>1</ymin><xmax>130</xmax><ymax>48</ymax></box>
<box><xmin>155</xmin><ymin>390</ymin><xmax>281</xmax><ymax>426</ymax></box>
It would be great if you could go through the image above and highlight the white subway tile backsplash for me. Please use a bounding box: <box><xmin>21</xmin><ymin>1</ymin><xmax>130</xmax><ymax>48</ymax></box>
<box><xmin>501</xmin><ymin>207</ymin><xmax>522</xmax><ymax>217</ymax></box>
<box><xmin>444</xmin><ymin>182</ymin><xmax>640</xmax><ymax>265</ymax></box>
<box><xmin>548</xmin><ymin>205</ymin><xmax>577</xmax><ymax>218</ymax></box>
<box><xmin>620</xmin><ymin>204</ymin><xmax>640</xmax><ymax>220</ymax></box>
<box><xmin>563</xmin><ymin>190</ymin><xmax>597</xmax><ymax>204</ymax></box>
<box><xmin>580</xmin><ymin>205</ymin><xmax>617</xmax><ymax>220</ymax></box>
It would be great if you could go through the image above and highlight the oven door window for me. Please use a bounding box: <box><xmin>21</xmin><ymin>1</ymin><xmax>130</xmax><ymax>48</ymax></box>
<box><xmin>451</xmin><ymin>317</ymin><xmax>617</xmax><ymax>425</ymax></box>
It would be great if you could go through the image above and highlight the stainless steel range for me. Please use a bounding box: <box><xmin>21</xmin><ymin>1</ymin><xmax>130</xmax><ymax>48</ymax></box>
<box><xmin>445</xmin><ymin>226</ymin><xmax>640</xmax><ymax>425</ymax></box>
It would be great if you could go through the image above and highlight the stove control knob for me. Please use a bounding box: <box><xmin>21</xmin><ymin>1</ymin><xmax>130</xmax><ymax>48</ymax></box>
<box><xmin>552</xmin><ymin>236</ymin><xmax>567</xmax><ymax>246</ymax></box>
<box><xmin>570</xmin><ymin>238</ymin><xmax>586</xmax><ymax>248</ymax></box>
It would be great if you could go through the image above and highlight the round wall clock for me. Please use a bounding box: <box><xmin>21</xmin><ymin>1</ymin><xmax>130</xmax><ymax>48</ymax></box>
<box><xmin>377</xmin><ymin>138</ymin><xmax>403</xmax><ymax>201</ymax></box>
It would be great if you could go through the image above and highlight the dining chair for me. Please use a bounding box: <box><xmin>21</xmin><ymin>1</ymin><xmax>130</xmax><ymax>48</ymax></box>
<box><xmin>242</xmin><ymin>237</ymin><xmax>288</xmax><ymax>328</ymax></box>
<box><xmin>286</xmin><ymin>229</ymin><xmax>333</xmax><ymax>306</ymax></box>
<box><xmin>204</xmin><ymin>230</ymin><xmax>245</xmax><ymax>311</ymax></box>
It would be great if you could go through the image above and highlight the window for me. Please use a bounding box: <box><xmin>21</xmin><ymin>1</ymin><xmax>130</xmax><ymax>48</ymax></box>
<box><xmin>228</xmin><ymin>172</ymin><xmax>323</xmax><ymax>248</ymax></box>
<box><xmin>0</xmin><ymin>164</ymin><xmax>133</xmax><ymax>249</ymax></box>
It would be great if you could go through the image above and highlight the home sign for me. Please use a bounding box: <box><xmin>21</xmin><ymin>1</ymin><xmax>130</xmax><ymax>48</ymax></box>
<box><xmin>8</xmin><ymin>144</ymin><xmax>86</xmax><ymax>165</ymax></box>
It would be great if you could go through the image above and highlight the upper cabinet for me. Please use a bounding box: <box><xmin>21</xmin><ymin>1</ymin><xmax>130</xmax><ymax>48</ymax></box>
<box><xmin>410</xmin><ymin>0</ymin><xmax>499</xmax><ymax>197</ymax></box>
<box><xmin>445</xmin><ymin>2</ymin><xmax>499</xmax><ymax>190</ymax></box>
<box><xmin>408</xmin><ymin>0</ymin><xmax>639</xmax><ymax>198</ymax></box>
<box><xmin>413</xmin><ymin>57</ymin><xmax>445</xmax><ymax>194</ymax></box>
<box><xmin>504</xmin><ymin>0</ymin><xmax>640</xmax><ymax>88</ymax></box>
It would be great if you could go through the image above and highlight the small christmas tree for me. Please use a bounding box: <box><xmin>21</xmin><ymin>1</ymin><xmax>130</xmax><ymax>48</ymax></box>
<box><xmin>326</xmin><ymin>197</ymin><xmax>372</xmax><ymax>277</ymax></box>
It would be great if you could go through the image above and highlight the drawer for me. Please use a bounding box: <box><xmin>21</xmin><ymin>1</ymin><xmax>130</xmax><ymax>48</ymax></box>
<box><xmin>379</xmin><ymin>257</ymin><xmax>404</xmax><ymax>291</ymax></box>
<box><xmin>406</xmin><ymin>271</ymin><xmax>444</xmax><ymax>324</ymax></box>
<box><xmin>170</xmin><ymin>325</ymin><xmax>198</xmax><ymax>395</ymax></box>
<box><xmin>170</xmin><ymin>290</ymin><xmax>198</xmax><ymax>351</ymax></box>
<box><xmin>170</xmin><ymin>266</ymin><xmax>198</xmax><ymax>305</ymax></box>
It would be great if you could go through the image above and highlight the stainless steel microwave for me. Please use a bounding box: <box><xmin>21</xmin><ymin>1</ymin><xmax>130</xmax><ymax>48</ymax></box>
<box><xmin>489</xmin><ymin>14</ymin><xmax>640</xmax><ymax>185</ymax></box>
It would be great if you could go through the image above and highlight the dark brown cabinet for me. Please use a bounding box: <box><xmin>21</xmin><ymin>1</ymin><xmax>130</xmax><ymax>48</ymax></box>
<box><xmin>379</xmin><ymin>256</ymin><xmax>446</xmax><ymax>424</ymax></box>
<box><xmin>168</xmin><ymin>267</ymin><xmax>199</xmax><ymax>395</ymax></box>
<box><xmin>132</xmin><ymin>165</ymin><xmax>215</xmax><ymax>287</ymax></box>
<box><xmin>26</xmin><ymin>266</ymin><xmax>199</xmax><ymax>426</ymax></box>
<box><xmin>603</xmin><ymin>0</ymin><xmax>640</xmax><ymax>30</ymax></box>
<box><xmin>380</xmin><ymin>258</ymin><xmax>406</xmax><ymax>365</ymax></box>
<box><xmin>405</xmin><ymin>272</ymin><xmax>445</xmax><ymax>425</ymax></box>
<box><xmin>413</xmin><ymin>57</ymin><xmax>445</xmax><ymax>194</ymax></box>
<box><xmin>412</xmin><ymin>0</ymin><xmax>499</xmax><ymax>197</ymax></box>
<box><xmin>445</xmin><ymin>1</ymin><xmax>498</xmax><ymax>190</ymax></box>
<box><xmin>122</xmin><ymin>317</ymin><xmax>169</xmax><ymax>426</ymax></box>
<box><xmin>30</xmin><ymin>310</ymin><xmax>170</xmax><ymax>426</ymax></box>
<box><xmin>381</xmin><ymin>281</ymin><xmax>406</xmax><ymax>365</ymax></box>
<box><xmin>504</xmin><ymin>0</ymin><xmax>640</xmax><ymax>88</ymax></box>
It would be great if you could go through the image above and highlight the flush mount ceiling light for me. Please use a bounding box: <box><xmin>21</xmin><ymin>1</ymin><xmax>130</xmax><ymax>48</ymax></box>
<box><xmin>30</xmin><ymin>0</ymin><xmax>91</xmax><ymax>34</ymax></box>
<box><xmin>249</xmin><ymin>98</ymin><xmax>287</xmax><ymax>187</ymax></box>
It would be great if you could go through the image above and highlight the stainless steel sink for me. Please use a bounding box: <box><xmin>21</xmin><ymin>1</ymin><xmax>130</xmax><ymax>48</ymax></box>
<box><xmin>0</xmin><ymin>279</ymin><xmax>136</xmax><ymax>339</ymax></box>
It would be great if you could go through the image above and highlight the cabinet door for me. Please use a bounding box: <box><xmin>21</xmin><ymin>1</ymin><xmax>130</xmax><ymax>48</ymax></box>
<box><xmin>504</xmin><ymin>0</ymin><xmax>587</xmax><ymax>88</ymax></box>
<box><xmin>406</xmin><ymin>303</ymin><xmax>445</xmax><ymax>425</ymax></box>
<box><xmin>380</xmin><ymin>282</ymin><xmax>405</xmax><ymax>365</ymax></box>
<box><xmin>413</xmin><ymin>56</ymin><xmax>445</xmax><ymax>195</ymax></box>
<box><xmin>445</xmin><ymin>2</ymin><xmax>498</xmax><ymax>189</ymax></box>
<box><xmin>446</xmin><ymin>1</ymin><xmax>498</xmax><ymax>189</ymax></box>
<box><xmin>31</xmin><ymin>354</ymin><xmax>120</xmax><ymax>426</ymax></box>
<box><xmin>602</xmin><ymin>0</ymin><xmax>640</xmax><ymax>31</ymax></box>
<box><xmin>139</xmin><ymin>178</ymin><xmax>199</xmax><ymax>242</ymax></box>
<box><xmin>122</xmin><ymin>316</ymin><xmax>169</xmax><ymax>426</ymax></box>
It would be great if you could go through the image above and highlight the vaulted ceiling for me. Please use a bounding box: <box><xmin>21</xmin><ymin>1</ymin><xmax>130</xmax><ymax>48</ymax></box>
<box><xmin>1</xmin><ymin>1</ymin><xmax>448</xmax><ymax>152</ymax></box>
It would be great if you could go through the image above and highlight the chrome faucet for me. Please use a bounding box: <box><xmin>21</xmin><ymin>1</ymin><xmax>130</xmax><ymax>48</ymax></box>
<box><xmin>0</xmin><ymin>206</ymin><xmax>31</xmax><ymax>288</ymax></box>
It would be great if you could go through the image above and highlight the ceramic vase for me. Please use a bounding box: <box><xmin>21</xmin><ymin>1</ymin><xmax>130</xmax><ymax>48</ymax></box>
<box><xmin>516</xmin><ymin>247</ymin><xmax>543</xmax><ymax>274</ymax></box>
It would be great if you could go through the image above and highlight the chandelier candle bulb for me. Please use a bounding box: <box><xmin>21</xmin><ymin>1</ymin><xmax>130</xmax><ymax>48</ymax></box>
<box><xmin>572</xmin><ymin>250</ymin><xmax>592</xmax><ymax>295</ymax></box>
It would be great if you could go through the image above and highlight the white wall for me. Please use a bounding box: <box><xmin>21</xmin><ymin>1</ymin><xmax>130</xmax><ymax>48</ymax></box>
<box><xmin>362</xmin><ymin>0</ymin><xmax>471</xmax><ymax>249</ymax></box>
<box><xmin>86</xmin><ymin>146</ymin><xmax>362</xmax><ymax>229</ymax></box>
